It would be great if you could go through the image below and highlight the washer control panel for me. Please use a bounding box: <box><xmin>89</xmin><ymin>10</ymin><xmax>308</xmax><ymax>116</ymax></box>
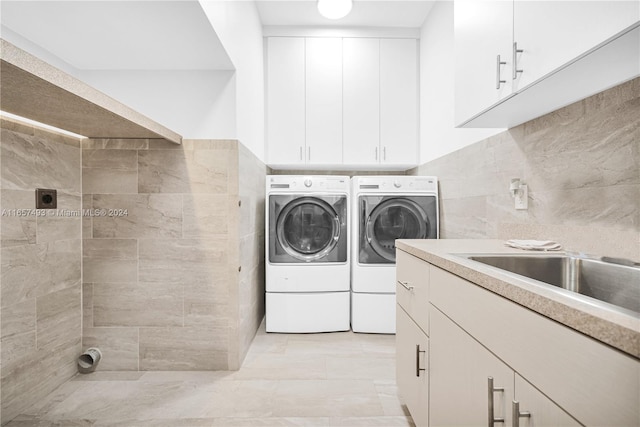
<box><xmin>268</xmin><ymin>176</ymin><xmax>349</xmax><ymax>192</ymax></box>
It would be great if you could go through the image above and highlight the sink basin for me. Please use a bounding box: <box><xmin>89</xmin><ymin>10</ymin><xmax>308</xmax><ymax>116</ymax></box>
<box><xmin>462</xmin><ymin>254</ymin><xmax>640</xmax><ymax>315</ymax></box>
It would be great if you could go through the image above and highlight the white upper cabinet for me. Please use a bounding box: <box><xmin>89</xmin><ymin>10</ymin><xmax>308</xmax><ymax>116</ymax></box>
<box><xmin>266</xmin><ymin>36</ymin><xmax>419</xmax><ymax>170</ymax></box>
<box><xmin>513</xmin><ymin>1</ymin><xmax>640</xmax><ymax>90</ymax></box>
<box><xmin>305</xmin><ymin>38</ymin><xmax>343</xmax><ymax>165</ymax></box>
<box><xmin>455</xmin><ymin>0</ymin><xmax>640</xmax><ymax>128</ymax></box>
<box><xmin>454</xmin><ymin>0</ymin><xmax>514</xmax><ymax>126</ymax></box>
<box><xmin>266</xmin><ymin>37</ymin><xmax>305</xmax><ymax>165</ymax></box>
<box><xmin>380</xmin><ymin>39</ymin><xmax>419</xmax><ymax>166</ymax></box>
<box><xmin>343</xmin><ymin>38</ymin><xmax>380</xmax><ymax>166</ymax></box>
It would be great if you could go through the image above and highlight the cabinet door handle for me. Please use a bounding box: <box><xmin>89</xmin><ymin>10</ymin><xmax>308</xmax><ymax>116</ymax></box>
<box><xmin>375</xmin><ymin>146</ymin><xmax>378</xmax><ymax>161</ymax></box>
<box><xmin>512</xmin><ymin>401</ymin><xmax>531</xmax><ymax>427</ymax></box>
<box><xmin>383</xmin><ymin>146</ymin><xmax>386</xmax><ymax>161</ymax></box>
<box><xmin>512</xmin><ymin>42</ymin><xmax>523</xmax><ymax>80</ymax></box>
<box><xmin>397</xmin><ymin>281</ymin><xmax>414</xmax><ymax>291</ymax></box>
<box><xmin>299</xmin><ymin>146</ymin><xmax>303</xmax><ymax>161</ymax></box>
<box><xmin>496</xmin><ymin>55</ymin><xmax>507</xmax><ymax>89</ymax></box>
<box><xmin>308</xmin><ymin>146</ymin><xmax>311</xmax><ymax>161</ymax></box>
<box><xmin>488</xmin><ymin>377</ymin><xmax>505</xmax><ymax>426</ymax></box>
<box><xmin>415</xmin><ymin>344</ymin><xmax>426</xmax><ymax>377</ymax></box>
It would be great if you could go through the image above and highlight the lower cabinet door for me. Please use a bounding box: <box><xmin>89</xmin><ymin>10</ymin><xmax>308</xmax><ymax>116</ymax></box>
<box><xmin>513</xmin><ymin>374</ymin><xmax>581</xmax><ymax>427</ymax></box>
<box><xmin>396</xmin><ymin>305</ymin><xmax>429</xmax><ymax>427</ymax></box>
<box><xmin>430</xmin><ymin>305</ymin><xmax>514</xmax><ymax>427</ymax></box>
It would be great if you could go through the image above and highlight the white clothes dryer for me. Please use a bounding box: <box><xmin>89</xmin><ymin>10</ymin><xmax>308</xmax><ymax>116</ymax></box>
<box><xmin>266</xmin><ymin>175</ymin><xmax>351</xmax><ymax>333</ymax></box>
<box><xmin>351</xmin><ymin>175</ymin><xmax>439</xmax><ymax>333</ymax></box>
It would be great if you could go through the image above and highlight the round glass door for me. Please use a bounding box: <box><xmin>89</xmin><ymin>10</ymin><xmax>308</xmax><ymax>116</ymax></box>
<box><xmin>276</xmin><ymin>197</ymin><xmax>340</xmax><ymax>262</ymax></box>
<box><xmin>365</xmin><ymin>199</ymin><xmax>428</xmax><ymax>262</ymax></box>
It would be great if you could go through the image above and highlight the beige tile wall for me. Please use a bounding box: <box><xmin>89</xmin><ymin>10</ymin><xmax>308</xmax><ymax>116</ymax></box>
<box><xmin>235</xmin><ymin>144</ymin><xmax>268</xmax><ymax>369</ymax></box>
<box><xmin>81</xmin><ymin>138</ymin><xmax>266</xmax><ymax>372</ymax></box>
<box><xmin>410</xmin><ymin>77</ymin><xmax>640</xmax><ymax>261</ymax></box>
<box><xmin>0</xmin><ymin>118</ymin><xmax>83</xmax><ymax>424</ymax></box>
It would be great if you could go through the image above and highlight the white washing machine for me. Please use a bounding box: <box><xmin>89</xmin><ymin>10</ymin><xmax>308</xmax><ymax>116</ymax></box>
<box><xmin>266</xmin><ymin>175</ymin><xmax>351</xmax><ymax>333</ymax></box>
<box><xmin>351</xmin><ymin>175</ymin><xmax>439</xmax><ymax>333</ymax></box>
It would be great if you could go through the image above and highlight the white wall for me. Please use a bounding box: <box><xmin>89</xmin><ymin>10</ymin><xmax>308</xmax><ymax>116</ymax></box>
<box><xmin>0</xmin><ymin>25</ymin><xmax>80</xmax><ymax>78</ymax></box>
<box><xmin>81</xmin><ymin>70</ymin><xmax>237</xmax><ymax>140</ymax></box>
<box><xmin>419</xmin><ymin>1</ymin><xmax>504</xmax><ymax>164</ymax></box>
<box><xmin>199</xmin><ymin>1</ymin><xmax>266</xmax><ymax>162</ymax></box>
<box><xmin>1</xmin><ymin>24</ymin><xmax>238</xmax><ymax>141</ymax></box>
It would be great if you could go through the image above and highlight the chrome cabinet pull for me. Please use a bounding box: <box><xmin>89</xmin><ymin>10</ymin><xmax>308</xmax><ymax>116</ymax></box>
<box><xmin>512</xmin><ymin>42</ymin><xmax>523</xmax><ymax>80</ymax></box>
<box><xmin>307</xmin><ymin>146</ymin><xmax>311</xmax><ymax>161</ymax></box>
<box><xmin>496</xmin><ymin>55</ymin><xmax>506</xmax><ymax>89</ymax></box>
<box><xmin>488</xmin><ymin>377</ymin><xmax>505</xmax><ymax>426</ymax></box>
<box><xmin>415</xmin><ymin>344</ymin><xmax>426</xmax><ymax>377</ymax></box>
<box><xmin>397</xmin><ymin>281</ymin><xmax>414</xmax><ymax>291</ymax></box>
<box><xmin>375</xmin><ymin>146</ymin><xmax>378</xmax><ymax>160</ymax></box>
<box><xmin>383</xmin><ymin>146</ymin><xmax>386</xmax><ymax>161</ymax></box>
<box><xmin>299</xmin><ymin>146</ymin><xmax>303</xmax><ymax>161</ymax></box>
<box><xmin>512</xmin><ymin>401</ymin><xmax>530</xmax><ymax>427</ymax></box>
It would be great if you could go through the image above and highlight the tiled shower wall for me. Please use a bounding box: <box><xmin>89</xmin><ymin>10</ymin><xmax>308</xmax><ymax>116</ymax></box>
<box><xmin>411</xmin><ymin>77</ymin><xmax>640</xmax><ymax>260</ymax></box>
<box><xmin>0</xmin><ymin>123</ymin><xmax>266</xmax><ymax>422</ymax></box>
<box><xmin>0</xmin><ymin>118</ymin><xmax>82</xmax><ymax>424</ymax></box>
<box><xmin>81</xmin><ymin>138</ymin><xmax>266</xmax><ymax>371</ymax></box>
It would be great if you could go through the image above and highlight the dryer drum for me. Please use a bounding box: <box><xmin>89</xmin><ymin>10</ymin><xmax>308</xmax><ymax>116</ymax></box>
<box><xmin>276</xmin><ymin>197</ymin><xmax>341</xmax><ymax>262</ymax></box>
<box><xmin>365</xmin><ymin>198</ymin><xmax>429</xmax><ymax>262</ymax></box>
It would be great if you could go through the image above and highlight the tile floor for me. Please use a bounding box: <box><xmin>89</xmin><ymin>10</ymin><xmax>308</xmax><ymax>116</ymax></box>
<box><xmin>6</xmin><ymin>322</ymin><xmax>415</xmax><ymax>426</ymax></box>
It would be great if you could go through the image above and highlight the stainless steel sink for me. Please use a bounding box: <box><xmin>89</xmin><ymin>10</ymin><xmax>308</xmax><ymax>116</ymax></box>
<box><xmin>461</xmin><ymin>254</ymin><xmax>640</xmax><ymax>315</ymax></box>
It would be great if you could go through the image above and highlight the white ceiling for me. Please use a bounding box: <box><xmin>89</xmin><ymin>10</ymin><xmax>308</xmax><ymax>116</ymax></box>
<box><xmin>0</xmin><ymin>1</ymin><xmax>234</xmax><ymax>70</ymax></box>
<box><xmin>256</xmin><ymin>0</ymin><xmax>435</xmax><ymax>28</ymax></box>
<box><xmin>0</xmin><ymin>0</ymin><xmax>434</xmax><ymax>72</ymax></box>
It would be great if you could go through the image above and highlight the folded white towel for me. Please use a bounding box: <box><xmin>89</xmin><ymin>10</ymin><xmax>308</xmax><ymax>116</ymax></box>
<box><xmin>505</xmin><ymin>239</ymin><xmax>562</xmax><ymax>251</ymax></box>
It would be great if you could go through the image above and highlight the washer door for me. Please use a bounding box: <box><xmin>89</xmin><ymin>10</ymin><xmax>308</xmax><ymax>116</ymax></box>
<box><xmin>276</xmin><ymin>197</ymin><xmax>341</xmax><ymax>262</ymax></box>
<box><xmin>365</xmin><ymin>198</ymin><xmax>428</xmax><ymax>262</ymax></box>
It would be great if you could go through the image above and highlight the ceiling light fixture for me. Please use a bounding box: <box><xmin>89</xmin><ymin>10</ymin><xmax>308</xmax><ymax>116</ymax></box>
<box><xmin>317</xmin><ymin>0</ymin><xmax>353</xmax><ymax>20</ymax></box>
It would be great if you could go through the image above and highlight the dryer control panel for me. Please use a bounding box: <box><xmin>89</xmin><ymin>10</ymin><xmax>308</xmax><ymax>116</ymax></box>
<box><xmin>354</xmin><ymin>176</ymin><xmax>438</xmax><ymax>193</ymax></box>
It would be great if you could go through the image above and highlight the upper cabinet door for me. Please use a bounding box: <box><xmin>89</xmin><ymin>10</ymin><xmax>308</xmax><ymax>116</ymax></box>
<box><xmin>343</xmin><ymin>38</ymin><xmax>380</xmax><ymax>166</ymax></box>
<box><xmin>380</xmin><ymin>39</ymin><xmax>419</xmax><ymax>165</ymax></box>
<box><xmin>305</xmin><ymin>38</ymin><xmax>343</xmax><ymax>165</ymax></box>
<box><xmin>513</xmin><ymin>1</ymin><xmax>640</xmax><ymax>91</ymax></box>
<box><xmin>266</xmin><ymin>37</ymin><xmax>306</xmax><ymax>166</ymax></box>
<box><xmin>454</xmin><ymin>0</ymin><xmax>514</xmax><ymax>126</ymax></box>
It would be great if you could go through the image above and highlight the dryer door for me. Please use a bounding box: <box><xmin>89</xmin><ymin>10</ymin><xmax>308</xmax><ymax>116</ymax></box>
<box><xmin>272</xmin><ymin>196</ymin><xmax>345</xmax><ymax>263</ymax></box>
<box><xmin>364</xmin><ymin>198</ymin><xmax>429</xmax><ymax>263</ymax></box>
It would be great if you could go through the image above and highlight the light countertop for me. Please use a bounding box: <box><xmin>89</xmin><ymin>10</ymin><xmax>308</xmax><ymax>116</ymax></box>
<box><xmin>396</xmin><ymin>239</ymin><xmax>639</xmax><ymax>359</ymax></box>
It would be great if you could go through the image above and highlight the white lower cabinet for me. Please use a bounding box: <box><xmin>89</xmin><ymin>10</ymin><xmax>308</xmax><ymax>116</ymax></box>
<box><xmin>396</xmin><ymin>249</ymin><xmax>640</xmax><ymax>427</ymax></box>
<box><xmin>430</xmin><ymin>306</ymin><xmax>579</xmax><ymax>427</ymax></box>
<box><xmin>396</xmin><ymin>250</ymin><xmax>430</xmax><ymax>427</ymax></box>
<box><xmin>429</xmin><ymin>265</ymin><xmax>639</xmax><ymax>427</ymax></box>
<box><xmin>430</xmin><ymin>306</ymin><xmax>514</xmax><ymax>427</ymax></box>
<box><xmin>513</xmin><ymin>373</ymin><xmax>581</xmax><ymax>427</ymax></box>
<box><xmin>396</xmin><ymin>305</ymin><xmax>429</xmax><ymax>427</ymax></box>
